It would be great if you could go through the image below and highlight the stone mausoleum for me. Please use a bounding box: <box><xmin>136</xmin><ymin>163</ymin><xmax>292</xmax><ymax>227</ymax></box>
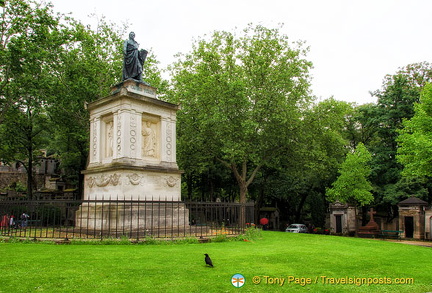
<box><xmin>328</xmin><ymin>201</ymin><xmax>357</xmax><ymax>235</ymax></box>
<box><xmin>329</xmin><ymin>197</ymin><xmax>432</xmax><ymax>240</ymax></box>
<box><xmin>398</xmin><ymin>196</ymin><xmax>428</xmax><ymax>240</ymax></box>
<box><xmin>75</xmin><ymin>79</ymin><xmax>187</xmax><ymax>232</ymax></box>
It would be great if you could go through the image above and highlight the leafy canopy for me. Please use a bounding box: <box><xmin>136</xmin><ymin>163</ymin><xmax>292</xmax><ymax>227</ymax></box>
<box><xmin>169</xmin><ymin>24</ymin><xmax>313</xmax><ymax>202</ymax></box>
<box><xmin>397</xmin><ymin>83</ymin><xmax>432</xmax><ymax>178</ymax></box>
<box><xmin>0</xmin><ymin>0</ymin><xmax>69</xmax><ymax>196</ymax></box>
<box><xmin>326</xmin><ymin>143</ymin><xmax>373</xmax><ymax>206</ymax></box>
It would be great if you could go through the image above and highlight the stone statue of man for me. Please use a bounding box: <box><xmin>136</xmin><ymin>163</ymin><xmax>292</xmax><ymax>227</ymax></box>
<box><xmin>122</xmin><ymin>32</ymin><xmax>148</xmax><ymax>81</ymax></box>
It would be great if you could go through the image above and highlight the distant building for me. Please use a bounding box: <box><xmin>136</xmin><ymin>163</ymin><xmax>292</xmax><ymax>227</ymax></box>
<box><xmin>328</xmin><ymin>197</ymin><xmax>432</xmax><ymax>240</ymax></box>
<box><xmin>0</xmin><ymin>153</ymin><xmax>67</xmax><ymax>197</ymax></box>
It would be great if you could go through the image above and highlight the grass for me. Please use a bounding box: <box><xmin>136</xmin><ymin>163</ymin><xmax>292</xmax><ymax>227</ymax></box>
<box><xmin>0</xmin><ymin>231</ymin><xmax>431</xmax><ymax>292</ymax></box>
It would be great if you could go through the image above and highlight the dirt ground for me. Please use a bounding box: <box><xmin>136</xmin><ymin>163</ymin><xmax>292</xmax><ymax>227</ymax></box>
<box><xmin>383</xmin><ymin>239</ymin><xmax>432</xmax><ymax>248</ymax></box>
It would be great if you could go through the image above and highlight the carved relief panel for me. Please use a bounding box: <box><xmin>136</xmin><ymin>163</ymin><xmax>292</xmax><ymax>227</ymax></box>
<box><xmin>102</xmin><ymin>115</ymin><xmax>114</xmax><ymax>159</ymax></box>
<box><xmin>142</xmin><ymin>114</ymin><xmax>160</xmax><ymax>160</ymax></box>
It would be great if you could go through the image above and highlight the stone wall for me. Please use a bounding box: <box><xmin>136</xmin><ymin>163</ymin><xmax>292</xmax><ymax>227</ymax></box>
<box><xmin>0</xmin><ymin>172</ymin><xmax>26</xmax><ymax>191</ymax></box>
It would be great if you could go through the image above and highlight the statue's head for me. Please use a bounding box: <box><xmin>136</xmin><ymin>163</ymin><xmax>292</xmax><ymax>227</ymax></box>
<box><xmin>129</xmin><ymin>31</ymin><xmax>135</xmax><ymax>40</ymax></box>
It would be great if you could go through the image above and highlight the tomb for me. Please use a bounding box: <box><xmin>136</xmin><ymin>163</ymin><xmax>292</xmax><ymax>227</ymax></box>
<box><xmin>75</xmin><ymin>79</ymin><xmax>188</xmax><ymax>233</ymax></box>
<box><xmin>329</xmin><ymin>201</ymin><xmax>357</xmax><ymax>235</ymax></box>
<box><xmin>398</xmin><ymin>196</ymin><xmax>427</xmax><ymax>240</ymax></box>
<box><xmin>357</xmin><ymin>208</ymin><xmax>381</xmax><ymax>238</ymax></box>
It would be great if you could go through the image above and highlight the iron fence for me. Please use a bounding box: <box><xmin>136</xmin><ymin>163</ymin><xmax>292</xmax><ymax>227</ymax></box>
<box><xmin>0</xmin><ymin>198</ymin><xmax>254</xmax><ymax>241</ymax></box>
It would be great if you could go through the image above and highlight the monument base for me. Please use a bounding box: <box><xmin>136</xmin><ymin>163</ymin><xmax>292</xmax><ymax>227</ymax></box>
<box><xmin>82</xmin><ymin>165</ymin><xmax>182</xmax><ymax>201</ymax></box>
<box><xmin>75</xmin><ymin>201</ymin><xmax>190</xmax><ymax>236</ymax></box>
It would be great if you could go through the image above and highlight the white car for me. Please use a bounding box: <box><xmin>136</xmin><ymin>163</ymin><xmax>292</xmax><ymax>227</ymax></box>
<box><xmin>285</xmin><ymin>224</ymin><xmax>308</xmax><ymax>233</ymax></box>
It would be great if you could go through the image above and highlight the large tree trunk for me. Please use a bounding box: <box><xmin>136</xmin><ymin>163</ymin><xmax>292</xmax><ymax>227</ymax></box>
<box><xmin>295</xmin><ymin>193</ymin><xmax>309</xmax><ymax>223</ymax></box>
<box><xmin>238</xmin><ymin>181</ymin><xmax>248</xmax><ymax>226</ymax></box>
<box><xmin>220</xmin><ymin>160</ymin><xmax>262</xmax><ymax>227</ymax></box>
<box><xmin>26</xmin><ymin>158</ymin><xmax>33</xmax><ymax>199</ymax></box>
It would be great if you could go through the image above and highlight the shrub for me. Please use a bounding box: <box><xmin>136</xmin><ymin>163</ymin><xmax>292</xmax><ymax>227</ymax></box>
<box><xmin>211</xmin><ymin>233</ymin><xmax>228</xmax><ymax>242</ymax></box>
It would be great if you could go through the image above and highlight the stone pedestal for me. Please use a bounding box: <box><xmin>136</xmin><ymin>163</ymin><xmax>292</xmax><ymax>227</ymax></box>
<box><xmin>83</xmin><ymin>79</ymin><xmax>181</xmax><ymax>200</ymax></box>
<box><xmin>75</xmin><ymin>202</ymin><xmax>189</xmax><ymax>234</ymax></box>
<box><xmin>76</xmin><ymin>79</ymin><xmax>187</xmax><ymax>233</ymax></box>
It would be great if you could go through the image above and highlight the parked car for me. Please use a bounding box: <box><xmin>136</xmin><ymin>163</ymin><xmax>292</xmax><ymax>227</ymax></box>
<box><xmin>285</xmin><ymin>224</ymin><xmax>308</xmax><ymax>233</ymax></box>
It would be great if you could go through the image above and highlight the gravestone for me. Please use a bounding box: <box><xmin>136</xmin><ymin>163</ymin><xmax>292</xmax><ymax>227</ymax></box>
<box><xmin>357</xmin><ymin>208</ymin><xmax>381</xmax><ymax>238</ymax></box>
<box><xmin>75</xmin><ymin>79</ymin><xmax>188</xmax><ymax>234</ymax></box>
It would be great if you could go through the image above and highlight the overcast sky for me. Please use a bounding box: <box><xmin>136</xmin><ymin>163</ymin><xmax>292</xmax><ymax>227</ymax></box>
<box><xmin>48</xmin><ymin>0</ymin><xmax>432</xmax><ymax>105</ymax></box>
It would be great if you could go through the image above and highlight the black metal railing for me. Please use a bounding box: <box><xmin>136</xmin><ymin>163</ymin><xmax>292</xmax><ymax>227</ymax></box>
<box><xmin>0</xmin><ymin>198</ymin><xmax>254</xmax><ymax>241</ymax></box>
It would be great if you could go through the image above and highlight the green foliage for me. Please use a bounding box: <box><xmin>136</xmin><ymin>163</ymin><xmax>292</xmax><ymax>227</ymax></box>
<box><xmin>255</xmin><ymin>98</ymin><xmax>352</xmax><ymax>224</ymax></box>
<box><xmin>366</xmin><ymin>63</ymin><xmax>432</xmax><ymax>205</ymax></box>
<box><xmin>381</xmin><ymin>177</ymin><xmax>429</xmax><ymax>204</ymax></box>
<box><xmin>0</xmin><ymin>1</ymin><xmax>167</xmax><ymax>195</ymax></box>
<box><xmin>211</xmin><ymin>227</ymin><xmax>262</xmax><ymax>242</ymax></box>
<box><xmin>0</xmin><ymin>0</ymin><xmax>66</xmax><ymax>197</ymax></box>
<box><xmin>347</xmin><ymin>103</ymin><xmax>380</xmax><ymax>147</ymax></box>
<box><xmin>143</xmin><ymin>52</ymin><xmax>169</xmax><ymax>96</ymax></box>
<box><xmin>300</xmin><ymin>98</ymin><xmax>352</xmax><ymax>179</ymax></box>
<box><xmin>169</xmin><ymin>24</ymin><xmax>313</xmax><ymax>203</ymax></box>
<box><xmin>140</xmin><ymin>236</ymin><xmax>162</xmax><ymax>245</ymax></box>
<box><xmin>326</xmin><ymin>143</ymin><xmax>373</xmax><ymax>206</ymax></box>
<box><xmin>3</xmin><ymin>236</ymin><xmax>21</xmax><ymax>243</ymax></box>
<box><xmin>173</xmin><ymin>237</ymin><xmax>200</xmax><ymax>244</ymax></box>
<box><xmin>3</xmin><ymin>181</ymin><xmax>27</xmax><ymax>193</ymax></box>
<box><xmin>68</xmin><ymin>236</ymin><xmax>200</xmax><ymax>245</ymax></box>
<box><xmin>305</xmin><ymin>191</ymin><xmax>327</xmax><ymax>228</ymax></box>
<box><xmin>1</xmin><ymin>236</ymin><xmax>50</xmax><ymax>244</ymax></box>
<box><xmin>397</xmin><ymin>83</ymin><xmax>432</xmax><ymax>180</ymax></box>
<box><xmin>45</xmin><ymin>16</ymin><xmax>126</xmax><ymax>192</ymax></box>
<box><xmin>211</xmin><ymin>233</ymin><xmax>228</xmax><ymax>242</ymax></box>
<box><xmin>242</xmin><ymin>226</ymin><xmax>262</xmax><ymax>240</ymax></box>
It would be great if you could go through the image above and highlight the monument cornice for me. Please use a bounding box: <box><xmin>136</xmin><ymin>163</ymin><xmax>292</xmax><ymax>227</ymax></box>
<box><xmin>82</xmin><ymin>163</ymin><xmax>183</xmax><ymax>175</ymax></box>
<box><xmin>87</xmin><ymin>79</ymin><xmax>180</xmax><ymax>112</ymax></box>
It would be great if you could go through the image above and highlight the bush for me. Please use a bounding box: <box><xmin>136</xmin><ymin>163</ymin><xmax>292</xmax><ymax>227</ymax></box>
<box><xmin>243</xmin><ymin>226</ymin><xmax>262</xmax><ymax>240</ymax></box>
<box><xmin>211</xmin><ymin>234</ymin><xmax>228</xmax><ymax>242</ymax></box>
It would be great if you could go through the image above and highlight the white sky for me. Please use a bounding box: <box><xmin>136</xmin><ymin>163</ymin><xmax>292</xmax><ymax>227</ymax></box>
<box><xmin>47</xmin><ymin>0</ymin><xmax>432</xmax><ymax>105</ymax></box>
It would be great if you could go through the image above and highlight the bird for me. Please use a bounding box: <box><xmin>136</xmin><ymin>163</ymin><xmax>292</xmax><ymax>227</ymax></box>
<box><xmin>204</xmin><ymin>253</ymin><xmax>213</xmax><ymax>267</ymax></box>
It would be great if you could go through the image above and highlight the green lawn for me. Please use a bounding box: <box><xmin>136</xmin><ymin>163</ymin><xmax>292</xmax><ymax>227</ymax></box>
<box><xmin>0</xmin><ymin>231</ymin><xmax>431</xmax><ymax>292</ymax></box>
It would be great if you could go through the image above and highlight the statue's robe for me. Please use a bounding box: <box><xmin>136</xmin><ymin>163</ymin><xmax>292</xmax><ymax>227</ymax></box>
<box><xmin>123</xmin><ymin>39</ymin><xmax>147</xmax><ymax>80</ymax></box>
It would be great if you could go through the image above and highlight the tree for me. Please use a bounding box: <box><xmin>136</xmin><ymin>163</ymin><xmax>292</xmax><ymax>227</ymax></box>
<box><xmin>0</xmin><ymin>0</ymin><xmax>68</xmax><ymax>197</ymax></box>
<box><xmin>45</xmin><ymin>16</ymin><xmax>125</xmax><ymax>194</ymax></box>
<box><xmin>360</xmin><ymin>63</ymin><xmax>432</xmax><ymax>208</ymax></box>
<box><xmin>46</xmin><ymin>16</ymin><xmax>168</xmax><ymax>195</ymax></box>
<box><xmin>258</xmin><ymin>98</ymin><xmax>353</xmax><ymax>225</ymax></box>
<box><xmin>397</xmin><ymin>83</ymin><xmax>432</xmax><ymax>180</ymax></box>
<box><xmin>1</xmin><ymin>1</ymin><xmax>167</xmax><ymax>197</ymax></box>
<box><xmin>344</xmin><ymin>103</ymin><xmax>379</xmax><ymax>148</ymax></box>
<box><xmin>326</xmin><ymin>143</ymin><xmax>373</xmax><ymax>206</ymax></box>
<box><xmin>382</xmin><ymin>62</ymin><xmax>432</xmax><ymax>90</ymax></box>
<box><xmin>169</xmin><ymin>24</ymin><xmax>313</xmax><ymax>208</ymax></box>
